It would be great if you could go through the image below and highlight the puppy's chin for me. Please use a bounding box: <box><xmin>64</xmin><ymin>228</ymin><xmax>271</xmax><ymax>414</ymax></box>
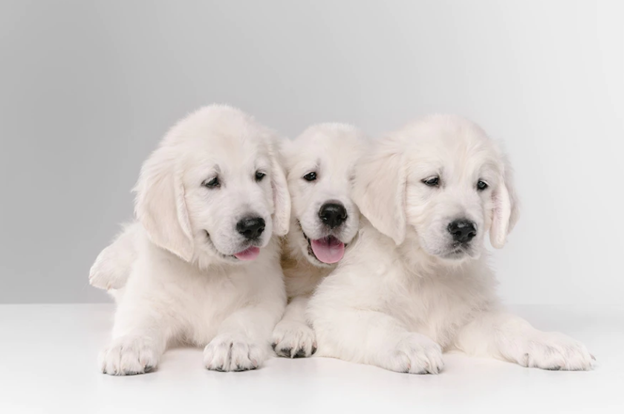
<box><xmin>194</xmin><ymin>243</ymin><xmax>239</xmax><ymax>267</ymax></box>
<box><xmin>195</xmin><ymin>231</ymin><xmax>269</xmax><ymax>268</ymax></box>
<box><xmin>439</xmin><ymin>248</ymin><xmax>478</xmax><ymax>262</ymax></box>
<box><xmin>419</xmin><ymin>234</ymin><xmax>482</xmax><ymax>265</ymax></box>
<box><xmin>196</xmin><ymin>245</ymin><xmax>263</xmax><ymax>268</ymax></box>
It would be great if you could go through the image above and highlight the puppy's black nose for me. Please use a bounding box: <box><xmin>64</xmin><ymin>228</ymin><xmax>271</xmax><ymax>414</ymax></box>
<box><xmin>236</xmin><ymin>217</ymin><xmax>265</xmax><ymax>240</ymax></box>
<box><xmin>318</xmin><ymin>202</ymin><xmax>347</xmax><ymax>229</ymax></box>
<box><xmin>448</xmin><ymin>219</ymin><xmax>477</xmax><ymax>243</ymax></box>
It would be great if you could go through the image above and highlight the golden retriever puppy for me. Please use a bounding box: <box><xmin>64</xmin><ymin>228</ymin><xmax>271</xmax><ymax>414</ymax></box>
<box><xmin>308</xmin><ymin>115</ymin><xmax>594</xmax><ymax>373</ymax></box>
<box><xmin>93</xmin><ymin>105</ymin><xmax>289</xmax><ymax>375</ymax></box>
<box><xmin>272</xmin><ymin>124</ymin><xmax>368</xmax><ymax>358</ymax></box>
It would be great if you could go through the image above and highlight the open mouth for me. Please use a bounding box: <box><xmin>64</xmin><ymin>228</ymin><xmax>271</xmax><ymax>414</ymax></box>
<box><xmin>297</xmin><ymin>222</ymin><xmax>346</xmax><ymax>264</ymax></box>
<box><xmin>309</xmin><ymin>236</ymin><xmax>345</xmax><ymax>264</ymax></box>
<box><xmin>205</xmin><ymin>231</ymin><xmax>260</xmax><ymax>262</ymax></box>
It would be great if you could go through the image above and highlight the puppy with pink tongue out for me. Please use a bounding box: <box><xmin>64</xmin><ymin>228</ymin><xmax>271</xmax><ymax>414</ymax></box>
<box><xmin>311</xmin><ymin>236</ymin><xmax>345</xmax><ymax>264</ymax></box>
<box><xmin>90</xmin><ymin>106</ymin><xmax>291</xmax><ymax>375</ymax></box>
<box><xmin>272</xmin><ymin>124</ymin><xmax>369</xmax><ymax>358</ymax></box>
<box><xmin>89</xmin><ymin>119</ymin><xmax>369</xmax><ymax>366</ymax></box>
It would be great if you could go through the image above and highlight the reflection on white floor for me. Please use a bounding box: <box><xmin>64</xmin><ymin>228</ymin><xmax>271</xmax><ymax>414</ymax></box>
<box><xmin>1</xmin><ymin>304</ymin><xmax>622</xmax><ymax>413</ymax></box>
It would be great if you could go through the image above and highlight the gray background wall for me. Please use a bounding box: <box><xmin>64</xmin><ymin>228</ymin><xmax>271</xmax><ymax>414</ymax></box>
<box><xmin>1</xmin><ymin>0</ymin><xmax>622</xmax><ymax>304</ymax></box>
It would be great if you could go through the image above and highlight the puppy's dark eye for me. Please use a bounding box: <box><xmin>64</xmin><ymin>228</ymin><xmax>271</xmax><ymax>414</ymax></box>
<box><xmin>255</xmin><ymin>171</ymin><xmax>266</xmax><ymax>182</ymax></box>
<box><xmin>303</xmin><ymin>172</ymin><xmax>317</xmax><ymax>182</ymax></box>
<box><xmin>477</xmin><ymin>180</ymin><xmax>488</xmax><ymax>191</ymax></box>
<box><xmin>203</xmin><ymin>176</ymin><xmax>220</xmax><ymax>189</ymax></box>
<box><xmin>422</xmin><ymin>176</ymin><xmax>439</xmax><ymax>187</ymax></box>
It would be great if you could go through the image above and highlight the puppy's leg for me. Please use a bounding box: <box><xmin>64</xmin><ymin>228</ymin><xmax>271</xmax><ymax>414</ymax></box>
<box><xmin>272</xmin><ymin>295</ymin><xmax>316</xmax><ymax>358</ymax></box>
<box><xmin>311</xmin><ymin>306</ymin><xmax>443</xmax><ymax>374</ymax></box>
<box><xmin>89</xmin><ymin>222</ymin><xmax>140</xmax><ymax>291</ymax></box>
<box><xmin>204</xmin><ymin>277</ymin><xmax>285</xmax><ymax>372</ymax></box>
<box><xmin>454</xmin><ymin>311</ymin><xmax>595</xmax><ymax>370</ymax></box>
<box><xmin>99</xmin><ymin>299</ymin><xmax>171</xmax><ymax>376</ymax></box>
<box><xmin>204</xmin><ymin>304</ymin><xmax>283</xmax><ymax>372</ymax></box>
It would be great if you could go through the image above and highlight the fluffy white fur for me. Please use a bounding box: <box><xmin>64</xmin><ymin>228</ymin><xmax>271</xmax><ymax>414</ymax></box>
<box><xmin>272</xmin><ymin>124</ymin><xmax>368</xmax><ymax>358</ymax></box>
<box><xmin>91</xmin><ymin>105</ymin><xmax>289</xmax><ymax>375</ymax></box>
<box><xmin>91</xmin><ymin>123</ymin><xmax>368</xmax><ymax>362</ymax></box>
<box><xmin>307</xmin><ymin>115</ymin><xmax>595</xmax><ymax>373</ymax></box>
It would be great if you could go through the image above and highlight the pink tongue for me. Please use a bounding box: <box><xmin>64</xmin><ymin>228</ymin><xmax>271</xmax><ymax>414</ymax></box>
<box><xmin>311</xmin><ymin>237</ymin><xmax>345</xmax><ymax>264</ymax></box>
<box><xmin>234</xmin><ymin>246</ymin><xmax>260</xmax><ymax>261</ymax></box>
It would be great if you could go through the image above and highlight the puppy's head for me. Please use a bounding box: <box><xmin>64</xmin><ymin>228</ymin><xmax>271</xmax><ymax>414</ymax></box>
<box><xmin>134</xmin><ymin>105</ymin><xmax>290</xmax><ymax>266</ymax></box>
<box><xmin>354</xmin><ymin>115</ymin><xmax>518</xmax><ymax>263</ymax></box>
<box><xmin>283</xmin><ymin>124</ymin><xmax>368</xmax><ymax>267</ymax></box>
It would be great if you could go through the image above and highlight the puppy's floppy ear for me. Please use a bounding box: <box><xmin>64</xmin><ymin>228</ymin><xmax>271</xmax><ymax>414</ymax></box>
<box><xmin>269</xmin><ymin>138</ymin><xmax>291</xmax><ymax>236</ymax></box>
<box><xmin>353</xmin><ymin>136</ymin><xmax>406</xmax><ymax>245</ymax></box>
<box><xmin>490</xmin><ymin>154</ymin><xmax>520</xmax><ymax>249</ymax></box>
<box><xmin>134</xmin><ymin>147</ymin><xmax>194</xmax><ymax>261</ymax></box>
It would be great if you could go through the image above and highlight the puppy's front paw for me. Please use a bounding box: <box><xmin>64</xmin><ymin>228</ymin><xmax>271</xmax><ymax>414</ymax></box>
<box><xmin>379</xmin><ymin>333</ymin><xmax>444</xmax><ymax>374</ymax></box>
<box><xmin>507</xmin><ymin>332</ymin><xmax>595</xmax><ymax>371</ymax></box>
<box><xmin>204</xmin><ymin>334</ymin><xmax>268</xmax><ymax>372</ymax></box>
<box><xmin>99</xmin><ymin>337</ymin><xmax>158</xmax><ymax>375</ymax></box>
<box><xmin>272</xmin><ymin>320</ymin><xmax>317</xmax><ymax>358</ymax></box>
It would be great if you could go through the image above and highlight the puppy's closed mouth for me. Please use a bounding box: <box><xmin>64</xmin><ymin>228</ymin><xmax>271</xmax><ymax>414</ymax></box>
<box><xmin>298</xmin><ymin>221</ymin><xmax>346</xmax><ymax>264</ymax></box>
<box><xmin>204</xmin><ymin>231</ymin><xmax>260</xmax><ymax>262</ymax></box>
<box><xmin>440</xmin><ymin>243</ymin><xmax>477</xmax><ymax>260</ymax></box>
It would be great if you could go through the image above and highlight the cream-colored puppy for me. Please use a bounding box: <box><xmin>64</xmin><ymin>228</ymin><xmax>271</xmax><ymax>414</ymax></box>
<box><xmin>308</xmin><ymin>115</ymin><xmax>594</xmax><ymax>373</ymax></box>
<box><xmin>272</xmin><ymin>124</ymin><xmax>368</xmax><ymax>358</ymax></box>
<box><xmin>92</xmin><ymin>105</ymin><xmax>289</xmax><ymax>375</ymax></box>
<box><xmin>92</xmin><ymin>123</ymin><xmax>368</xmax><ymax>361</ymax></box>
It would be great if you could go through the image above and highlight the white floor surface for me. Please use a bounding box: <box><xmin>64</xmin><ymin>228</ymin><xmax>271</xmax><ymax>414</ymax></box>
<box><xmin>1</xmin><ymin>304</ymin><xmax>623</xmax><ymax>414</ymax></box>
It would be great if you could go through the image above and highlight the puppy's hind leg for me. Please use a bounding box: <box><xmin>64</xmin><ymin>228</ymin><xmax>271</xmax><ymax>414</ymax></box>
<box><xmin>272</xmin><ymin>295</ymin><xmax>317</xmax><ymax>358</ymax></box>
<box><xmin>454</xmin><ymin>311</ymin><xmax>595</xmax><ymax>371</ymax></box>
<box><xmin>89</xmin><ymin>222</ymin><xmax>140</xmax><ymax>292</ymax></box>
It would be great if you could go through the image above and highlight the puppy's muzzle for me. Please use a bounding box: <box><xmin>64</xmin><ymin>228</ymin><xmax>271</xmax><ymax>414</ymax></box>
<box><xmin>236</xmin><ymin>216</ymin><xmax>266</xmax><ymax>241</ymax></box>
<box><xmin>318</xmin><ymin>202</ymin><xmax>347</xmax><ymax>229</ymax></box>
<box><xmin>447</xmin><ymin>219</ymin><xmax>477</xmax><ymax>243</ymax></box>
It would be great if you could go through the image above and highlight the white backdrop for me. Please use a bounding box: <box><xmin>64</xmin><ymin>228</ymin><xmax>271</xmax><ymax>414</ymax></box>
<box><xmin>0</xmin><ymin>0</ymin><xmax>622</xmax><ymax>304</ymax></box>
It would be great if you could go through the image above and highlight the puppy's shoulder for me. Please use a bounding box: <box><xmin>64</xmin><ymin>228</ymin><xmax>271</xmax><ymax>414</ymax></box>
<box><xmin>342</xmin><ymin>220</ymin><xmax>399</xmax><ymax>269</ymax></box>
<box><xmin>313</xmin><ymin>222</ymin><xmax>400</xmax><ymax>302</ymax></box>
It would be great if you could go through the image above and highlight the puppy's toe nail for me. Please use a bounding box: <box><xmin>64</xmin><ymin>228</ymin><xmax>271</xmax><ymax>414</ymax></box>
<box><xmin>522</xmin><ymin>353</ymin><xmax>530</xmax><ymax>367</ymax></box>
<box><xmin>277</xmin><ymin>347</ymin><xmax>292</xmax><ymax>358</ymax></box>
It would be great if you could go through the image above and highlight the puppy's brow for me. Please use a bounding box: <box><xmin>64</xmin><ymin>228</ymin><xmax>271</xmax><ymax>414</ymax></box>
<box><xmin>254</xmin><ymin>158</ymin><xmax>270</xmax><ymax>171</ymax></box>
<box><xmin>413</xmin><ymin>164</ymin><xmax>443</xmax><ymax>180</ymax></box>
<box><xmin>480</xmin><ymin>161</ymin><xmax>499</xmax><ymax>175</ymax></box>
<box><xmin>299</xmin><ymin>161</ymin><xmax>320</xmax><ymax>175</ymax></box>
